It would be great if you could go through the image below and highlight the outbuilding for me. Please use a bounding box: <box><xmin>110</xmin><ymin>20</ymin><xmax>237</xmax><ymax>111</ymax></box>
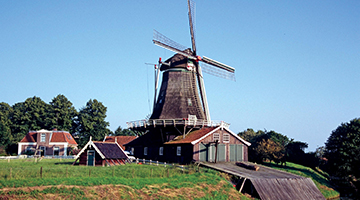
<box><xmin>73</xmin><ymin>137</ymin><xmax>129</xmax><ymax>166</ymax></box>
<box><xmin>126</xmin><ymin>122</ymin><xmax>250</xmax><ymax>164</ymax></box>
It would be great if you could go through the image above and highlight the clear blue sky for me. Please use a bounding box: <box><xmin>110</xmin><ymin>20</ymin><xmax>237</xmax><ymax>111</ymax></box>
<box><xmin>1</xmin><ymin>1</ymin><xmax>359</xmax><ymax>151</ymax></box>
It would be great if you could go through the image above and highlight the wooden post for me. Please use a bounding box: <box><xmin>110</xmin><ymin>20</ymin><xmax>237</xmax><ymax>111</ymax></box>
<box><xmin>214</xmin><ymin>140</ymin><xmax>218</xmax><ymax>163</ymax></box>
<box><xmin>239</xmin><ymin>178</ymin><xmax>247</xmax><ymax>193</ymax></box>
<box><xmin>40</xmin><ymin>167</ymin><xmax>43</xmax><ymax>178</ymax></box>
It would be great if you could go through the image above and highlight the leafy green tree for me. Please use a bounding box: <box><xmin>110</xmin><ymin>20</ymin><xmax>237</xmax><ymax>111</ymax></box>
<box><xmin>286</xmin><ymin>141</ymin><xmax>308</xmax><ymax>163</ymax></box>
<box><xmin>75</xmin><ymin>99</ymin><xmax>111</xmax><ymax>147</ymax></box>
<box><xmin>325</xmin><ymin>118</ymin><xmax>360</xmax><ymax>178</ymax></box>
<box><xmin>10</xmin><ymin>97</ymin><xmax>51</xmax><ymax>142</ymax></box>
<box><xmin>113</xmin><ymin>126</ymin><xmax>136</xmax><ymax>136</ymax></box>
<box><xmin>0</xmin><ymin>102</ymin><xmax>13</xmax><ymax>153</ymax></box>
<box><xmin>48</xmin><ymin>94</ymin><xmax>78</xmax><ymax>131</ymax></box>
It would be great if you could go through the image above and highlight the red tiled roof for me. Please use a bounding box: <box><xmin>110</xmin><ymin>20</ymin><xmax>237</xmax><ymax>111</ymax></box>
<box><xmin>164</xmin><ymin>127</ymin><xmax>217</xmax><ymax>144</ymax></box>
<box><xmin>19</xmin><ymin>130</ymin><xmax>77</xmax><ymax>145</ymax></box>
<box><xmin>19</xmin><ymin>132</ymin><xmax>37</xmax><ymax>143</ymax></box>
<box><xmin>104</xmin><ymin>136</ymin><xmax>137</xmax><ymax>150</ymax></box>
<box><xmin>51</xmin><ymin>132</ymin><xmax>77</xmax><ymax>145</ymax></box>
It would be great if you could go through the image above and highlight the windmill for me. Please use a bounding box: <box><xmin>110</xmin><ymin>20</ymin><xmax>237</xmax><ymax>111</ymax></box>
<box><xmin>150</xmin><ymin>0</ymin><xmax>235</xmax><ymax>123</ymax></box>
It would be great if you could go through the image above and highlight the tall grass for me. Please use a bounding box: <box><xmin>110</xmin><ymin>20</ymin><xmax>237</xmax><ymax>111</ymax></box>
<box><xmin>0</xmin><ymin>159</ymin><xmax>194</xmax><ymax>180</ymax></box>
<box><xmin>0</xmin><ymin>159</ymin><xmax>218</xmax><ymax>189</ymax></box>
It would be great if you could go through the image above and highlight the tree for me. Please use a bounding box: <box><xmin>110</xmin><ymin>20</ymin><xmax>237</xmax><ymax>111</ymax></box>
<box><xmin>237</xmin><ymin>128</ymin><xmax>263</xmax><ymax>142</ymax></box>
<box><xmin>75</xmin><ymin>99</ymin><xmax>111</xmax><ymax>147</ymax></box>
<box><xmin>0</xmin><ymin>102</ymin><xmax>13</xmax><ymax>153</ymax></box>
<box><xmin>114</xmin><ymin>126</ymin><xmax>136</xmax><ymax>136</ymax></box>
<box><xmin>10</xmin><ymin>97</ymin><xmax>50</xmax><ymax>143</ymax></box>
<box><xmin>286</xmin><ymin>141</ymin><xmax>308</xmax><ymax>164</ymax></box>
<box><xmin>325</xmin><ymin>118</ymin><xmax>360</xmax><ymax>178</ymax></box>
<box><xmin>48</xmin><ymin>94</ymin><xmax>78</xmax><ymax>132</ymax></box>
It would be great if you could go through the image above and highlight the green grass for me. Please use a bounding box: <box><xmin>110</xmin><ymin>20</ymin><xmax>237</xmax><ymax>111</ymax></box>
<box><xmin>0</xmin><ymin>159</ymin><xmax>250</xmax><ymax>199</ymax></box>
<box><xmin>263</xmin><ymin>161</ymin><xmax>340</xmax><ymax>199</ymax></box>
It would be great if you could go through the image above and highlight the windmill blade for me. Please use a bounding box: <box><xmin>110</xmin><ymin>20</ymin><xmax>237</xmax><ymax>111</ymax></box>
<box><xmin>201</xmin><ymin>56</ymin><xmax>235</xmax><ymax>73</ymax></box>
<box><xmin>188</xmin><ymin>0</ymin><xmax>196</xmax><ymax>54</ymax></box>
<box><xmin>201</xmin><ymin>62</ymin><xmax>236</xmax><ymax>81</ymax></box>
<box><xmin>153</xmin><ymin>30</ymin><xmax>196</xmax><ymax>60</ymax></box>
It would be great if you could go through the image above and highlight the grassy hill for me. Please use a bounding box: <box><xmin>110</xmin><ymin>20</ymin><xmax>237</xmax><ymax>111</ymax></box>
<box><xmin>0</xmin><ymin>159</ymin><xmax>339</xmax><ymax>199</ymax></box>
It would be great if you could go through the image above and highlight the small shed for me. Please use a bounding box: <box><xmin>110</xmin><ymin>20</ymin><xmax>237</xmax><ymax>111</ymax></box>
<box><xmin>73</xmin><ymin>137</ymin><xmax>129</xmax><ymax>166</ymax></box>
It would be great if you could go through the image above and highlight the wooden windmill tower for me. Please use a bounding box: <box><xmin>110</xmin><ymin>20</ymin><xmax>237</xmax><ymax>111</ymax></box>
<box><xmin>150</xmin><ymin>0</ymin><xmax>235</xmax><ymax>123</ymax></box>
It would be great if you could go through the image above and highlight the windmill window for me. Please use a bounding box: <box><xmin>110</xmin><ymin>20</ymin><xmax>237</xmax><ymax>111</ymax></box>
<box><xmin>177</xmin><ymin>146</ymin><xmax>181</xmax><ymax>156</ymax></box>
<box><xmin>144</xmin><ymin>147</ymin><xmax>148</xmax><ymax>155</ymax></box>
<box><xmin>41</xmin><ymin>133</ymin><xmax>46</xmax><ymax>142</ymax></box>
<box><xmin>159</xmin><ymin>147</ymin><xmax>164</xmax><ymax>156</ymax></box>
<box><xmin>187</xmin><ymin>98</ymin><xmax>192</xmax><ymax>106</ymax></box>
<box><xmin>223</xmin><ymin>134</ymin><xmax>230</xmax><ymax>143</ymax></box>
<box><xmin>213</xmin><ymin>133</ymin><xmax>220</xmax><ymax>142</ymax></box>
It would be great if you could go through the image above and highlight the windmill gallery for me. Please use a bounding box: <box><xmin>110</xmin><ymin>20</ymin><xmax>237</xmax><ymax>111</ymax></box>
<box><xmin>125</xmin><ymin>0</ymin><xmax>250</xmax><ymax>164</ymax></box>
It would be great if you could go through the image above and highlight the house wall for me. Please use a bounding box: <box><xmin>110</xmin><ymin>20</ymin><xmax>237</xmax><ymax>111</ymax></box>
<box><xmin>192</xmin><ymin>129</ymin><xmax>249</xmax><ymax>162</ymax></box>
<box><xmin>78</xmin><ymin>146</ymin><xmax>105</xmax><ymax>166</ymax></box>
<box><xmin>18</xmin><ymin>144</ymin><xmax>37</xmax><ymax>155</ymax></box>
<box><xmin>164</xmin><ymin>144</ymin><xmax>193</xmax><ymax>164</ymax></box>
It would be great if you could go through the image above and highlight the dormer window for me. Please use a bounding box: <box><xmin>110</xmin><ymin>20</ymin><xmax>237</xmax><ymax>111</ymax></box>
<box><xmin>41</xmin><ymin>133</ymin><xmax>46</xmax><ymax>142</ymax></box>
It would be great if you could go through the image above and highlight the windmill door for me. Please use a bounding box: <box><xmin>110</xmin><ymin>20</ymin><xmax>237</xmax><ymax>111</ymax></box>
<box><xmin>87</xmin><ymin>150</ymin><xmax>95</xmax><ymax>166</ymax></box>
<box><xmin>229</xmin><ymin>144</ymin><xmax>244</xmax><ymax>162</ymax></box>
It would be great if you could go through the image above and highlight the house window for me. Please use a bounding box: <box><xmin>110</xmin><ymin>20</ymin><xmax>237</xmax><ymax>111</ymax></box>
<box><xmin>213</xmin><ymin>133</ymin><xmax>220</xmax><ymax>142</ymax></box>
<box><xmin>159</xmin><ymin>147</ymin><xmax>164</xmax><ymax>156</ymax></box>
<box><xmin>26</xmin><ymin>147</ymin><xmax>33</xmax><ymax>153</ymax></box>
<box><xmin>144</xmin><ymin>147</ymin><xmax>148</xmax><ymax>156</ymax></box>
<box><xmin>41</xmin><ymin>133</ymin><xmax>46</xmax><ymax>142</ymax></box>
<box><xmin>223</xmin><ymin>134</ymin><xmax>230</xmax><ymax>143</ymax></box>
<box><xmin>176</xmin><ymin>146</ymin><xmax>181</xmax><ymax>156</ymax></box>
<box><xmin>131</xmin><ymin>147</ymin><xmax>134</xmax><ymax>155</ymax></box>
<box><xmin>53</xmin><ymin>147</ymin><xmax>59</xmax><ymax>156</ymax></box>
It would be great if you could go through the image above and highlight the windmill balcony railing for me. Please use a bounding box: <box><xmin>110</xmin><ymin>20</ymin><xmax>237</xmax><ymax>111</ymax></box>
<box><xmin>126</xmin><ymin>118</ymin><xmax>229</xmax><ymax>129</ymax></box>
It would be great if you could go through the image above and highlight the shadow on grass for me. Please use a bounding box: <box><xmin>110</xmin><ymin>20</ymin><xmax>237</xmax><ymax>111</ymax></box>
<box><xmin>54</xmin><ymin>162</ymin><xmax>74</xmax><ymax>165</ymax></box>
